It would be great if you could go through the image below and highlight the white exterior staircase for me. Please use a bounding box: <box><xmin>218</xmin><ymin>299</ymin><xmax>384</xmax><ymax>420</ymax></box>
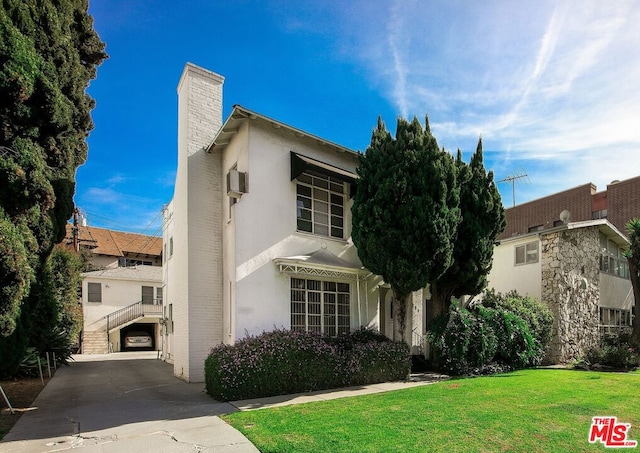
<box><xmin>82</xmin><ymin>302</ymin><xmax>163</xmax><ymax>354</ymax></box>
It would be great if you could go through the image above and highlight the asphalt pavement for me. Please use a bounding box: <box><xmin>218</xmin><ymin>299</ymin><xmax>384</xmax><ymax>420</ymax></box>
<box><xmin>0</xmin><ymin>352</ymin><xmax>258</xmax><ymax>453</ymax></box>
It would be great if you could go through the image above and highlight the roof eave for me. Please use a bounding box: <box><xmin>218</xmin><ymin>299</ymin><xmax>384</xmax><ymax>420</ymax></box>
<box><xmin>206</xmin><ymin>105</ymin><xmax>360</xmax><ymax>158</ymax></box>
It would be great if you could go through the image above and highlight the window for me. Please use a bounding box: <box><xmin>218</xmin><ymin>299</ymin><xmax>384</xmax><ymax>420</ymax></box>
<box><xmin>296</xmin><ymin>172</ymin><xmax>345</xmax><ymax>239</ymax></box>
<box><xmin>87</xmin><ymin>282</ymin><xmax>102</xmax><ymax>303</ymax></box>
<box><xmin>156</xmin><ymin>287</ymin><xmax>163</xmax><ymax>305</ymax></box>
<box><xmin>290</xmin><ymin>278</ymin><xmax>350</xmax><ymax>335</ymax></box>
<box><xmin>142</xmin><ymin>286</ymin><xmax>154</xmax><ymax>304</ymax></box>
<box><xmin>592</xmin><ymin>209</ymin><xmax>608</xmax><ymax>220</ymax></box>
<box><xmin>169</xmin><ymin>237</ymin><xmax>174</xmax><ymax>257</ymax></box>
<box><xmin>119</xmin><ymin>258</ymin><xmax>152</xmax><ymax>267</ymax></box>
<box><xmin>599</xmin><ymin>307</ymin><xmax>631</xmax><ymax>327</ymax></box>
<box><xmin>515</xmin><ymin>241</ymin><xmax>538</xmax><ymax>265</ymax></box>
<box><xmin>599</xmin><ymin>233</ymin><xmax>629</xmax><ymax>279</ymax></box>
<box><xmin>166</xmin><ymin>304</ymin><xmax>173</xmax><ymax>334</ymax></box>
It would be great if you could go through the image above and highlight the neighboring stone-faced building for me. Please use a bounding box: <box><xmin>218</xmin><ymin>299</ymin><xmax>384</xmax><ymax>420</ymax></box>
<box><xmin>163</xmin><ymin>63</ymin><xmax>428</xmax><ymax>383</ymax></box>
<box><xmin>488</xmin><ymin>219</ymin><xmax>632</xmax><ymax>363</ymax></box>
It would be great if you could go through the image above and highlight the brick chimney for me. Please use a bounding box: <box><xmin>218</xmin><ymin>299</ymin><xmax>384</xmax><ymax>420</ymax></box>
<box><xmin>169</xmin><ymin>63</ymin><xmax>225</xmax><ymax>382</ymax></box>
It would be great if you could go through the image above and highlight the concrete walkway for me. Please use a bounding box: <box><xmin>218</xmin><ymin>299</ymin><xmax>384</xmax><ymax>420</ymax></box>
<box><xmin>1</xmin><ymin>352</ymin><xmax>448</xmax><ymax>453</ymax></box>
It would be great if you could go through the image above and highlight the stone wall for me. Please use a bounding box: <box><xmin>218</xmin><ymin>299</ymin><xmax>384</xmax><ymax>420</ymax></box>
<box><xmin>541</xmin><ymin>227</ymin><xmax>600</xmax><ymax>363</ymax></box>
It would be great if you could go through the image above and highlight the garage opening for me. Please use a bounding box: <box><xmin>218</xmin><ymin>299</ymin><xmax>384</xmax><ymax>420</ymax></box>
<box><xmin>120</xmin><ymin>323</ymin><xmax>156</xmax><ymax>351</ymax></box>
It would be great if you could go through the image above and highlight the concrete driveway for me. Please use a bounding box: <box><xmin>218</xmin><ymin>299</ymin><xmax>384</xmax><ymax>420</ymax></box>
<box><xmin>0</xmin><ymin>352</ymin><xmax>258</xmax><ymax>453</ymax></box>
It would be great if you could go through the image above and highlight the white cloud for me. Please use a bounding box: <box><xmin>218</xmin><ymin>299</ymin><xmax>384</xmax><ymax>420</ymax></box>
<box><xmin>342</xmin><ymin>0</ymin><xmax>640</xmax><ymax>204</ymax></box>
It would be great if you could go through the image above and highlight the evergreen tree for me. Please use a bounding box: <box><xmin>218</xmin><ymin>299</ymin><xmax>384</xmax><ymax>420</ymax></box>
<box><xmin>351</xmin><ymin>116</ymin><xmax>460</xmax><ymax>340</ymax></box>
<box><xmin>624</xmin><ymin>218</ymin><xmax>640</xmax><ymax>345</ymax></box>
<box><xmin>430</xmin><ymin>139</ymin><xmax>505</xmax><ymax>317</ymax></box>
<box><xmin>0</xmin><ymin>0</ymin><xmax>105</xmax><ymax>373</ymax></box>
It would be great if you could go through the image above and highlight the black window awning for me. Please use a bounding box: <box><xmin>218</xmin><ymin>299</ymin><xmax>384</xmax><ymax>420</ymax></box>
<box><xmin>290</xmin><ymin>152</ymin><xmax>358</xmax><ymax>185</ymax></box>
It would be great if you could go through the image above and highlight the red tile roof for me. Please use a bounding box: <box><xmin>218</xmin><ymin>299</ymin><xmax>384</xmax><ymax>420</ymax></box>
<box><xmin>64</xmin><ymin>224</ymin><xmax>162</xmax><ymax>258</ymax></box>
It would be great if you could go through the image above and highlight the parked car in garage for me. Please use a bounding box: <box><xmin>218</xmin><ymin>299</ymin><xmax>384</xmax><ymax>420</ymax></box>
<box><xmin>124</xmin><ymin>331</ymin><xmax>153</xmax><ymax>349</ymax></box>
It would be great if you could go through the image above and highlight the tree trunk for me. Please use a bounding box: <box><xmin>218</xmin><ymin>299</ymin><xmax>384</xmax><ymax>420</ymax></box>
<box><xmin>392</xmin><ymin>291</ymin><xmax>409</xmax><ymax>343</ymax></box>
<box><xmin>628</xmin><ymin>259</ymin><xmax>640</xmax><ymax>346</ymax></box>
<box><xmin>428</xmin><ymin>283</ymin><xmax>455</xmax><ymax>331</ymax></box>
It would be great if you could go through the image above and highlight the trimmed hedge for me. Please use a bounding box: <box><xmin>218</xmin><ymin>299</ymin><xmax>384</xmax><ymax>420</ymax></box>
<box><xmin>205</xmin><ymin>328</ymin><xmax>409</xmax><ymax>401</ymax></box>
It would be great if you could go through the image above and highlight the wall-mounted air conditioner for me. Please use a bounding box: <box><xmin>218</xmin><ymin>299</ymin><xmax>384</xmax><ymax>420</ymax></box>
<box><xmin>227</xmin><ymin>169</ymin><xmax>247</xmax><ymax>198</ymax></box>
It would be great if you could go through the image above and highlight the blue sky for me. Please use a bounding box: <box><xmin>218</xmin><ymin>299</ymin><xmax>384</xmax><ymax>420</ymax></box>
<box><xmin>78</xmin><ymin>0</ymin><xmax>640</xmax><ymax>235</ymax></box>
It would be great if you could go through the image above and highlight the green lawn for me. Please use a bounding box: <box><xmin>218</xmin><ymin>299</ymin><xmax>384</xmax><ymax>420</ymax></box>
<box><xmin>223</xmin><ymin>369</ymin><xmax>640</xmax><ymax>452</ymax></box>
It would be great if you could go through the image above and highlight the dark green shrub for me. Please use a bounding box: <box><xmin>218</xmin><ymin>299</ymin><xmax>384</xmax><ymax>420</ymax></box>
<box><xmin>482</xmin><ymin>289</ymin><xmax>553</xmax><ymax>364</ymax></box>
<box><xmin>583</xmin><ymin>332</ymin><xmax>639</xmax><ymax>371</ymax></box>
<box><xmin>428</xmin><ymin>302</ymin><xmax>540</xmax><ymax>375</ymax></box>
<box><xmin>205</xmin><ymin>329</ymin><xmax>342</xmax><ymax>401</ymax></box>
<box><xmin>428</xmin><ymin>306</ymin><xmax>498</xmax><ymax>375</ymax></box>
<box><xmin>205</xmin><ymin>328</ymin><xmax>409</xmax><ymax>401</ymax></box>
<box><xmin>427</xmin><ymin>306</ymin><xmax>473</xmax><ymax>374</ymax></box>
<box><xmin>346</xmin><ymin>340</ymin><xmax>410</xmax><ymax>386</ymax></box>
<box><xmin>482</xmin><ymin>307</ymin><xmax>537</xmax><ymax>368</ymax></box>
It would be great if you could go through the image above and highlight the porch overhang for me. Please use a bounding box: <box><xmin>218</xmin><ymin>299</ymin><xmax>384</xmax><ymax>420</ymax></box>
<box><xmin>273</xmin><ymin>249</ymin><xmax>367</xmax><ymax>281</ymax></box>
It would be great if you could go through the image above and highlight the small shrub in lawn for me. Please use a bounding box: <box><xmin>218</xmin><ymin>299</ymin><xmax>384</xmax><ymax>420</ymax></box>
<box><xmin>205</xmin><ymin>327</ymin><xmax>409</xmax><ymax>401</ymax></box>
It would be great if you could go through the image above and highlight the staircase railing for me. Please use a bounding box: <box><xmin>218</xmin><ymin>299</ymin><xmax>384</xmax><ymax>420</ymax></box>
<box><xmin>105</xmin><ymin>301</ymin><xmax>163</xmax><ymax>332</ymax></box>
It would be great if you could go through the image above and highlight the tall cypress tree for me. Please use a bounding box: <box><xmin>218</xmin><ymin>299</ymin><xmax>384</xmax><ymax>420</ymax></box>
<box><xmin>430</xmin><ymin>139</ymin><xmax>505</xmax><ymax>317</ymax></box>
<box><xmin>352</xmin><ymin>116</ymin><xmax>460</xmax><ymax>340</ymax></box>
<box><xmin>0</xmin><ymin>0</ymin><xmax>105</xmax><ymax>374</ymax></box>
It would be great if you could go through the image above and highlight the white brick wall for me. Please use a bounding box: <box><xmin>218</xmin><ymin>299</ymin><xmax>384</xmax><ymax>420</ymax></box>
<box><xmin>170</xmin><ymin>63</ymin><xmax>225</xmax><ymax>382</ymax></box>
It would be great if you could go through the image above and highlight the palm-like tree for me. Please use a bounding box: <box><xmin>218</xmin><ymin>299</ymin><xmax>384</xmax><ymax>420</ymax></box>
<box><xmin>624</xmin><ymin>218</ymin><xmax>640</xmax><ymax>345</ymax></box>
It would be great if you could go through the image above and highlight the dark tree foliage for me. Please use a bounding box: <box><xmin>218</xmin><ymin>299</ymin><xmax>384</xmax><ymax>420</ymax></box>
<box><xmin>430</xmin><ymin>139</ymin><xmax>505</xmax><ymax>316</ymax></box>
<box><xmin>624</xmin><ymin>218</ymin><xmax>640</xmax><ymax>346</ymax></box>
<box><xmin>29</xmin><ymin>246</ymin><xmax>83</xmax><ymax>358</ymax></box>
<box><xmin>352</xmin><ymin>116</ymin><xmax>460</xmax><ymax>340</ymax></box>
<box><xmin>0</xmin><ymin>0</ymin><xmax>105</xmax><ymax>372</ymax></box>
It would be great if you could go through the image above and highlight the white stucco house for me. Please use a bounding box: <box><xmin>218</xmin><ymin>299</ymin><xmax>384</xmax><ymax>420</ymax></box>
<box><xmin>487</xmin><ymin>219</ymin><xmax>632</xmax><ymax>363</ymax></box>
<box><xmin>81</xmin><ymin>265</ymin><xmax>163</xmax><ymax>353</ymax></box>
<box><xmin>64</xmin><ymin>224</ymin><xmax>164</xmax><ymax>354</ymax></box>
<box><xmin>162</xmin><ymin>63</ymin><xmax>428</xmax><ymax>382</ymax></box>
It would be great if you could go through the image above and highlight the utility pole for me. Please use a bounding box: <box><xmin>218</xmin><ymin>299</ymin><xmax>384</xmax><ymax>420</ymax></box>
<box><xmin>73</xmin><ymin>208</ymin><xmax>79</xmax><ymax>253</ymax></box>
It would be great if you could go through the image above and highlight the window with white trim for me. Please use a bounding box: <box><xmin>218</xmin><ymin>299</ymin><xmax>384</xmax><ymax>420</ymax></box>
<box><xmin>515</xmin><ymin>241</ymin><xmax>538</xmax><ymax>265</ymax></box>
<box><xmin>296</xmin><ymin>172</ymin><xmax>345</xmax><ymax>239</ymax></box>
<box><xmin>290</xmin><ymin>278</ymin><xmax>350</xmax><ymax>336</ymax></box>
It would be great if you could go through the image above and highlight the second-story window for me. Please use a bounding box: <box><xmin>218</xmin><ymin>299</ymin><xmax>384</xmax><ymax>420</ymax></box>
<box><xmin>296</xmin><ymin>171</ymin><xmax>345</xmax><ymax>239</ymax></box>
